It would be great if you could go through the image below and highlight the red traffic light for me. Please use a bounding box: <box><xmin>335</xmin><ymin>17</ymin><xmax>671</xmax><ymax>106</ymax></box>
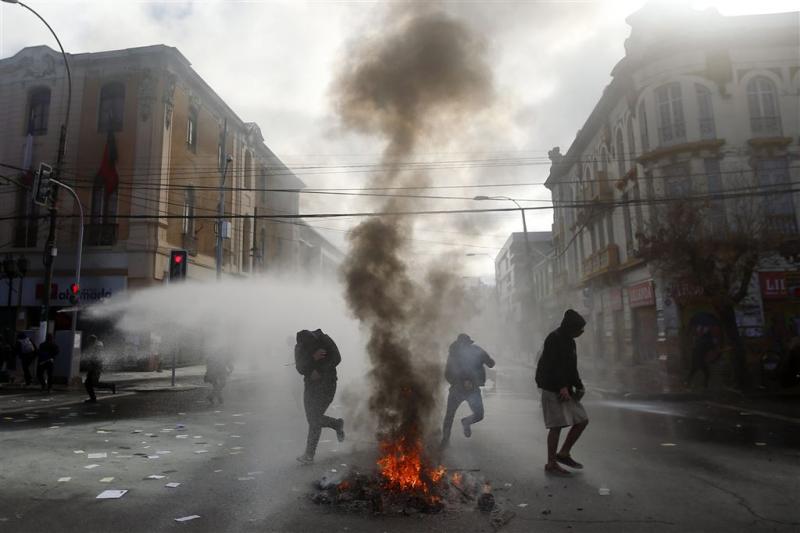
<box><xmin>70</xmin><ymin>283</ymin><xmax>80</xmax><ymax>295</ymax></box>
<box><xmin>173</xmin><ymin>254</ymin><xmax>184</xmax><ymax>264</ymax></box>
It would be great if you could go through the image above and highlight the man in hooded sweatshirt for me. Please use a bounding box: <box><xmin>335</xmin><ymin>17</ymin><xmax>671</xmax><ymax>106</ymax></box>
<box><xmin>536</xmin><ymin>309</ymin><xmax>589</xmax><ymax>476</ymax></box>
<box><xmin>440</xmin><ymin>333</ymin><xmax>496</xmax><ymax>449</ymax></box>
<box><xmin>294</xmin><ymin>329</ymin><xmax>345</xmax><ymax>465</ymax></box>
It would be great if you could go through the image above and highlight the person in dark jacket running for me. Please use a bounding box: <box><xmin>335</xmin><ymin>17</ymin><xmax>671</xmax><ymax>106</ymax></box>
<box><xmin>16</xmin><ymin>332</ymin><xmax>37</xmax><ymax>387</ymax></box>
<box><xmin>205</xmin><ymin>354</ymin><xmax>233</xmax><ymax>405</ymax></box>
<box><xmin>36</xmin><ymin>334</ymin><xmax>59</xmax><ymax>392</ymax></box>
<box><xmin>294</xmin><ymin>329</ymin><xmax>344</xmax><ymax>465</ymax></box>
<box><xmin>440</xmin><ymin>333</ymin><xmax>496</xmax><ymax>449</ymax></box>
<box><xmin>83</xmin><ymin>335</ymin><xmax>115</xmax><ymax>403</ymax></box>
<box><xmin>686</xmin><ymin>326</ymin><xmax>715</xmax><ymax>389</ymax></box>
<box><xmin>535</xmin><ymin>309</ymin><xmax>589</xmax><ymax>476</ymax></box>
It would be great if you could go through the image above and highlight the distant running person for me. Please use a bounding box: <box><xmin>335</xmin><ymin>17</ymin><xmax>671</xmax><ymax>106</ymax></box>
<box><xmin>440</xmin><ymin>333</ymin><xmax>496</xmax><ymax>449</ymax></box>
<box><xmin>294</xmin><ymin>329</ymin><xmax>345</xmax><ymax>465</ymax></box>
<box><xmin>536</xmin><ymin>309</ymin><xmax>589</xmax><ymax>476</ymax></box>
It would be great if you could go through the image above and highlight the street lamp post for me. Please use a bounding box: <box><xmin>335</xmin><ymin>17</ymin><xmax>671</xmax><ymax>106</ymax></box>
<box><xmin>3</xmin><ymin>0</ymin><xmax>73</xmax><ymax>342</ymax></box>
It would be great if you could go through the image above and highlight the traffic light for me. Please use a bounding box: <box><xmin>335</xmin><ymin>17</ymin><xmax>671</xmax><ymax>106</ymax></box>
<box><xmin>32</xmin><ymin>163</ymin><xmax>54</xmax><ymax>206</ymax></box>
<box><xmin>69</xmin><ymin>282</ymin><xmax>80</xmax><ymax>305</ymax></box>
<box><xmin>169</xmin><ymin>249</ymin><xmax>188</xmax><ymax>281</ymax></box>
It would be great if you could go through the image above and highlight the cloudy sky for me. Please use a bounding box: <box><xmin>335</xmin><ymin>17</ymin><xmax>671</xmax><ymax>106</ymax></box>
<box><xmin>1</xmin><ymin>0</ymin><xmax>796</xmax><ymax>279</ymax></box>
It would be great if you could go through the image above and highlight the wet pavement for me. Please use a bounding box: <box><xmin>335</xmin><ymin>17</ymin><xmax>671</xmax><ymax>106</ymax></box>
<box><xmin>1</xmin><ymin>368</ymin><xmax>798</xmax><ymax>532</ymax></box>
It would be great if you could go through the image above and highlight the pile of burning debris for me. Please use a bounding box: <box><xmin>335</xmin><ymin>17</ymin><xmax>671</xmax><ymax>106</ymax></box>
<box><xmin>310</xmin><ymin>435</ymin><xmax>509</xmax><ymax>522</ymax></box>
<box><xmin>311</xmin><ymin>464</ymin><xmax>494</xmax><ymax>515</ymax></box>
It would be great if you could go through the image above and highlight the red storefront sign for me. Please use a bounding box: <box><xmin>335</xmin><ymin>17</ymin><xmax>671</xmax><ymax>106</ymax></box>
<box><xmin>628</xmin><ymin>280</ymin><xmax>655</xmax><ymax>308</ymax></box>
<box><xmin>759</xmin><ymin>272</ymin><xmax>787</xmax><ymax>300</ymax></box>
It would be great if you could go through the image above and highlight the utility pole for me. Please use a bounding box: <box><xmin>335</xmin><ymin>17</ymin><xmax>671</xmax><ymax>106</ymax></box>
<box><xmin>5</xmin><ymin>0</ymin><xmax>73</xmax><ymax>341</ymax></box>
<box><xmin>216</xmin><ymin>120</ymin><xmax>232</xmax><ymax>280</ymax></box>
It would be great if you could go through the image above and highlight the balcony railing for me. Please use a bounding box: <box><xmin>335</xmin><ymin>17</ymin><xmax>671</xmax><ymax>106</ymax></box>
<box><xmin>86</xmin><ymin>223</ymin><xmax>118</xmax><ymax>246</ymax></box>
<box><xmin>766</xmin><ymin>214</ymin><xmax>798</xmax><ymax>236</ymax></box>
<box><xmin>582</xmin><ymin>244</ymin><xmax>620</xmax><ymax>280</ymax></box>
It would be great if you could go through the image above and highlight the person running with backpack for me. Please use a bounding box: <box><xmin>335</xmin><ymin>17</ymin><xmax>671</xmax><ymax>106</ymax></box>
<box><xmin>294</xmin><ymin>329</ymin><xmax>345</xmax><ymax>465</ymax></box>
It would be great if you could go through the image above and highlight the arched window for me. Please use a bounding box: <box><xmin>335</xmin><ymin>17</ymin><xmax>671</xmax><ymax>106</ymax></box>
<box><xmin>98</xmin><ymin>82</ymin><xmax>125</xmax><ymax>132</ymax></box>
<box><xmin>583</xmin><ymin>166</ymin><xmax>592</xmax><ymax>200</ymax></box>
<box><xmin>637</xmin><ymin>100</ymin><xmax>650</xmax><ymax>153</ymax></box>
<box><xmin>90</xmin><ymin>176</ymin><xmax>118</xmax><ymax>245</ymax></box>
<box><xmin>182</xmin><ymin>187</ymin><xmax>195</xmax><ymax>237</ymax></box>
<box><xmin>696</xmin><ymin>84</ymin><xmax>716</xmax><ymax>139</ymax></box>
<box><xmin>26</xmin><ymin>87</ymin><xmax>51</xmax><ymax>135</ymax></box>
<box><xmin>747</xmin><ymin>76</ymin><xmax>782</xmax><ymax>136</ymax></box>
<box><xmin>655</xmin><ymin>82</ymin><xmax>686</xmax><ymax>145</ymax></box>
<box><xmin>615</xmin><ymin>129</ymin><xmax>626</xmax><ymax>177</ymax></box>
<box><xmin>626</xmin><ymin>116</ymin><xmax>636</xmax><ymax>160</ymax></box>
<box><xmin>186</xmin><ymin>107</ymin><xmax>198</xmax><ymax>152</ymax></box>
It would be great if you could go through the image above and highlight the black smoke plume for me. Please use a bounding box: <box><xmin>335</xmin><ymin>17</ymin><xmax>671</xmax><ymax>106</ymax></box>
<box><xmin>332</xmin><ymin>6</ymin><xmax>494</xmax><ymax>443</ymax></box>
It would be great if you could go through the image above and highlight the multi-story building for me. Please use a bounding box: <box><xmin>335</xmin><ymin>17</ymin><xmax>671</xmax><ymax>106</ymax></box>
<box><xmin>494</xmin><ymin>231</ymin><xmax>552</xmax><ymax>362</ymax></box>
<box><xmin>544</xmin><ymin>5</ymin><xmax>799</xmax><ymax>373</ymax></box>
<box><xmin>0</xmin><ymin>44</ymin><xmax>340</xmax><ymax>334</ymax></box>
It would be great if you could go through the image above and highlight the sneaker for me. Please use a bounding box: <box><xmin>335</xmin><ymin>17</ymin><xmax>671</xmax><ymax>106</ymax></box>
<box><xmin>111</xmin><ymin>383</ymin><xmax>117</xmax><ymax>395</ymax></box>
<box><xmin>335</xmin><ymin>418</ymin><xmax>345</xmax><ymax>443</ymax></box>
<box><xmin>296</xmin><ymin>454</ymin><xmax>314</xmax><ymax>465</ymax></box>
<box><xmin>556</xmin><ymin>454</ymin><xmax>583</xmax><ymax>469</ymax></box>
<box><xmin>462</xmin><ymin>419</ymin><xmax>472</xmax><ymax>438</ymax></box>
<box><xmin>544</xmin><ymin>463</ymin><xmax>572</xmax><ymax>476</ymax></box>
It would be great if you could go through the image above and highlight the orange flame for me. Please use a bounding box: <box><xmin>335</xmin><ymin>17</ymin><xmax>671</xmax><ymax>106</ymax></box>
<box><xmin>377</xmin><ymin>435</ymin><xmax>445</xmax><ymax>496</ymax></box>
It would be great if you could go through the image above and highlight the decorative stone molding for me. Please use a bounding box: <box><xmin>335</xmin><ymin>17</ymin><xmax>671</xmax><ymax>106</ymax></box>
<box><xmin>23</xmin><ymin>53</ymin><xmax>56</xmax><ymax>79</ymax></box>
<box><xmin>138</xmin><ymin>68</ymin><xmax>156</xmax><ymax>122</ymax></box>
<box><xmin>162</xmin><ymin>72</ymin><xmax>176</xmax><ymax>130</ymax></box>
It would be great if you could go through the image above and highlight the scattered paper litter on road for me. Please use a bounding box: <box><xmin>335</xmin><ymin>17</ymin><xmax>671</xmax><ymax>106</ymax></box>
<box><xmin>230</xmin><ymin>446</ymin><xmax>243</xmax><ymax>451</ymax></box>
<box><xmin>229</xmin><ymin>452</ymin><xmax>241</xmax><ymax>455</ymax></box>
<box><xmin>174</xmin><ymin>515</ymin><xmax>200</xmax><ymax>522</ymax></box>
<box><xmin>131</xmin><ymin>430</ymin><xmax>142</xmax><ymax>434</ymax></box>
<box><xmin>237</xmin><ymin>477</ymin><xmax>255</xmax><ymax>481</ymax></box>
<box><xmin>96</xmin><ymin>430</ymin><xmax>110</xmax><ymax>434</ymax></box>
<box><xmin>57</xmin><ymin>477</ymin><xmax>71</xmax><ymax>482</ymax></box>
<box><xmin>755</xmin><ymin>442</ymin><xmax>767</xmax><ymax>446</ymax></box>
<box><xmin>146</xmin><ymin>475</ymin><xmax>166</xmax><ymax>480</ymax></box>
<box><xmin>147</xmin><ymin>455</ymin><xmax>160</xmax><ymax>459</ymax></box>
<box><xmin>87</xmin><ymin>453</ymin><xmax>107</xmax><ymax>459</ymax></box>
<box><xmin>230</xmin><ymin>435</ymin><xmax>241</xmax><ymax>438</ymax></box>
<box><xmin>331</xmin><ymin>469</ymin><xmax>337</xmax><ymax>473</ymax></box>
<box><xmin>99</xmin><ymin>477</ymin><xmax>114</xmax><ymax>483</ymax></box>
<box><xmin>598</xmin><ymin>488</ymin><xmax>611</xmax><ymax>496</ymax></box>
<box><xmin>232</xmin><ymin>414</ymin><xmax>243</xmax><ymax>417</ymax></box>
<box><xmin>340</xmin><ymin>464</ymin><xmax>347</xmax><ymax>467</ymax></box>
<box><xmin>660</xmin><ymin>443</ymin><xmax>677</xmax><ymax>447</ymax></box>
<box><xmin>213</xmin><ymin>470</ymin><xmax>223</xmax><ymax>473</ymax></box>
<box><xmin>73</xmin><ymin>450</ymin><xmax>85</xmax><ymax>454</ymax></box>
<box><xmin>177</xmin><ymin>412</ymin><xmax>186</xmax><ymax>416</ymax></box>
<box><xmin>176</xmin><ymin>435</ymin><xmax>189</xmax><ymax>439</ymax></box>
<box><xmin>193</xmin><ymin>435</ymin><xmax>203</xmax><ymax>439</ymax></box>
<box><xmin>156</xmin><ymin>451</ymin><xmax>172</xmax><ymax>454</ymax></box>
<box><xmin>49</xmin><ymin>426</ymin><xmax>61</xmax><ymax>429</ymax></box>
<box><xmin>194</xmin><ymin>450</ymin><xmax>208</xmax><ymax>454</ymax></box>
<box><xmin>96</xmin><ymin>490</ymin><xmax>127</xmax><ymax>499</ymax></box>
<box><xmin>518</xmin><ymin>503</ymin><xmax>528</xmax><ymax>508</ymax></box>
<box><xmin>165</xmin><ymin>482</ymin><xmax>181</xmax><ymax>488</ymax></box>
<box><xmin>85</xmin><ymin>464</ymin><xmax>100</xmax><ymax>470</ymax></box>
<box><xmin>214</xmin><ymin>423</ymin><xmax>226</xmax><ymax>426</ymax></box>
<box><xmin>247</xmin><ymin>471</ymin><xmax>263</xmax><ymax>476</ymax></box>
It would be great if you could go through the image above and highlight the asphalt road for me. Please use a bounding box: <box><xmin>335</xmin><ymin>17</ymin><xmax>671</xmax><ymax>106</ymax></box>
<box><xmin>1</xmin><ymin>367</ymin><xmax>798</xmax><ymax>533</ymax></box>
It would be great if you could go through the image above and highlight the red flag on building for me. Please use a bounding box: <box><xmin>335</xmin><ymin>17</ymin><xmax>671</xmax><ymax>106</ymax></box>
<box><xmin>97</xmin><ymin>131</ymin><xmax>119</xmax><ymax>194</ymax></box>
